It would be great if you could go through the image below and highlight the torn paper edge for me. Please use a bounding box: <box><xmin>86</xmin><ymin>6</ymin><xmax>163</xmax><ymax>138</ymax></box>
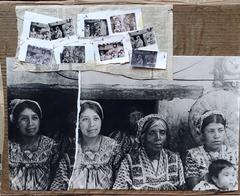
<box><xmin>68</xmin><ymin>71</ymin><xmax>81</xmax><ymax>190</ymax></box>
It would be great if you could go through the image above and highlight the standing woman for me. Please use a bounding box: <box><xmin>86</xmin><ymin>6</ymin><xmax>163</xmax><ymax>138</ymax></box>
<box><xmin>184</xmin><ymin>110</ymin><xmax>237</xmax><ymax>189</ymax></box>
<box><xmin>8</xmin><ymin>99</ymin><xmax>59</xmax><ymax>190</ymax></box>
<box><xmin>113</xmin><ymin>114</ymin><xmax>185</xmax><ymax>190</ymax></box>
<box><xmin>69</xmin><ymin>100</ymin><xmax>121</xmax><ymax>189</ymax></box>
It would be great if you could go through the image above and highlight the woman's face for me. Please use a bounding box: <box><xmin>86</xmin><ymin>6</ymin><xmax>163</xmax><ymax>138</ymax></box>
<box><xmin>202</xmin><ymin>122</ymin><xmax>226</xmax><ymax>151</ymax></box>
<box><xmin>144</xmin><ymin>120</ymin><xmax>167</xmax><ymax>153</ymax></box>
<box><xmin>79</xmin><ymin>108</ymin><xmax>102</xmax><ymax>139</ymax></box>
<box><xmin>17</xmin><ymin>108</ymin><xmax>40</xmax><ymax>137</ymax></box>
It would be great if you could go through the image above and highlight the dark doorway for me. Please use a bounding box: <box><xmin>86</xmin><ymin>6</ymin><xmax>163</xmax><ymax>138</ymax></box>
<box><xmin>95</xmin><ymin>99</ymin><xmax>157</xmax><ymax>136</ymax></box>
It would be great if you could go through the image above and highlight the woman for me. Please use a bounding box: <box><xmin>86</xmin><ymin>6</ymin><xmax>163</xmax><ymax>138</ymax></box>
<box><xmin>8</xmin><ymin>99</ymin><xmax>59</xmax><ymax>190</ymax></box>
<box><xmin>69</xmin><ymin>100</ymin><xmax>121</xmax><ymax>189</ymax></box>
<box><xmin>113</xmin><ymin>114</ymin><xmax>185</xmax><ymax>190</ymax></box>
<box><xmin>184</xmin><ymin>110</ymin><xmax>237</xmax><ymax>189</ymax></box>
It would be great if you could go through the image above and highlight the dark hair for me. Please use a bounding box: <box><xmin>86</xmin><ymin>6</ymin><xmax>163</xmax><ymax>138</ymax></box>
<box><xmin>13</xmin><ymin>101</ymin><xmax>42</xmax><ymax>124</ymax></box>
<box><xmin>209</xmin><ymin>159</ymin><xmax>234</xmax><ymax>179</ymax></box>
<box><xmin>80</xmin><ymin>101</ymin><xmax>103</xmax><ymax>120</ymax></box>
<box><xmin>141</xmin><ymin>117</ymin><xmax>169</xmax><ymax>147</ymax></box>
<box><xmin>201</xmin><ymin>113</ymin><xmax>226</xmax><ymax>133</ymax></box>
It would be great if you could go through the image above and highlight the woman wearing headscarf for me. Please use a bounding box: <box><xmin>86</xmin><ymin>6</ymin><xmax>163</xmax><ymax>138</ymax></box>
<box><xmin>113</xmin><ymin>114</ymin><xmax>185</xmax><ymax>190</ymax></box>
<box><xmin>8</xmin><ymin>99</ymin><xmax>59</xmax><ymax>190</ymax></box>
<box><xmin>68</xmin><ymin>100</ymin><xmax>122</xmax><ymax>189</ymax></box>
<box><xmin>184</xmin><ymin>110</ymin><xmax>237</xmax><ymax>189</ymax></box>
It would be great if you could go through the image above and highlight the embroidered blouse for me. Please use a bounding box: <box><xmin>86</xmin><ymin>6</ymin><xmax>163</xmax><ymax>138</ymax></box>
<box><xmin>184</xmin><ymin>145</ymin><xmax>238</xmax><ymax>180</ymax></box>
<box><xmin>9</xmin><ymin>135</ymin><xmax>59</xmax><ymax>190</ymax></box>
<box><xmin>69</xmin><ymin>135</ymin><xmax>121</xmax><ymax>189</ymax></box>
<box><xmin>113</xmin><ymin>147</ymin><xmax>185</xmax><ymax>190</ymax></box>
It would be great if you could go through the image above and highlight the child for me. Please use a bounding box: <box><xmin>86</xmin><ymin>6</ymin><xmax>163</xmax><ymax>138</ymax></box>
<box><xmin>193</xmin><ymin>159</ymin><xmax>237</xmax><ymax>191</ymax></box>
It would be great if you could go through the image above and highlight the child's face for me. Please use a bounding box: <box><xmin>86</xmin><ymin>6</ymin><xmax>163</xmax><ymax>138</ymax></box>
<box><xmin>213</xmin><ymin>166</ymin><xmax>236</xmax><ymax>190</ymax></box>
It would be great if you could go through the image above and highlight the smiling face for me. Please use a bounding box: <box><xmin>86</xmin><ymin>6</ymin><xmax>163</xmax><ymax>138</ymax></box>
<box><xmin>203</xmin><ymin>122</ymin><xmax>226</xmax><ymax>151</ymax></box>
<box><xmin>212</xmin><ymin>166</ymin><xmax>236</xmax><ymax>190</ymax></box>
<box><xmin>17</xmin><ymin>108</ymin><xmax>40</xmax><ymax>137</ymax></box>
<box><xmin>79</xmin><ymin>108</ymin><xmax>102</xmax><ymax>139</ymax></box>
<box><xmin>143</xmin><ymin>119</ymin><xmax>167</xmax><ymax>153</ymax></box>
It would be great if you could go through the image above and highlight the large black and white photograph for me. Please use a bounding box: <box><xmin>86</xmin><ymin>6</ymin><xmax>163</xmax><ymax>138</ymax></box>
<box><xmin>25</xmin><ymin>45</ymin><xmax>53</xmax><ymax>65</ymax></box>
<box><xmin>7</xmin><ymin>58</ymin><xmax>78</xmax><ymax>191</ymax></box>
<box><xmin>49</xmin><ymin>18</ymin><xmax>75</xmax><ymax>40</ymax></box>
<box><xmin>129</xmin><ymin>27</ymin><xmax>157</xmax><ymax>50</ymax></box>
<box><xmin>84</xmin><ymin>19</ymin><xmax>109</xmax><ymax>38</ymax></box>
<box><xmin>93</xmin><ymin>35</ymin><xmax>131</xmax><ymax>64</ymax></box>
<box><xmin>67</xmin><ymin>56</ymin><xmax>239</xmax><ymax>191</ymax></box>
<box><xmin>7</xmin><ymin>54</ymin><xmax>240</xmax><ymax>192</ymax></box>
<box><xmin>29</xmin><ymin>22</ymin><xmax>51</xmax><ymax>40</ymax></box>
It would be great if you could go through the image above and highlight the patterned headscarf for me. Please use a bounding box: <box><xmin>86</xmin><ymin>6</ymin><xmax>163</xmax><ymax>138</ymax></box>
<box><xmin>80</xmin><ymin>100</ymin><xmax>104</xmax><ymax>120</ymax></box>
<box><xmin>9</xmin><ymin>99</ymin><xmax>42</xmax><ymax>123</ymax></box>
<box><xmin>137</xmin><ymin>114</ymin><xmax>169</xmax><ymax>142</ymax></box>
<box><xmin>195</xmin><ymin>110</ymin><xmax>226</xmax><ymax>133</ymax></box>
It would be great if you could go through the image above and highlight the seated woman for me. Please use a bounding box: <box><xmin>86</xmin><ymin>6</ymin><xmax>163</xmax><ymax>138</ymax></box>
<box><xmin>68</xmin><ymin>100</ymin><xmax>122</xmax><ymax>189</ymax></box>
<box><xmin>184</xmin><ymin>110</ymin><xmax>237</xmax><ymax>189</ymax></box>
<box><xmin>8</xmin><ymin>99</ymin><xmax>59</xmax><ymax>190</ymax></box>
<box><xmin>113</xmin><ymin>114</ymin><xmax>185</xmax><ymax>190</ymax></box>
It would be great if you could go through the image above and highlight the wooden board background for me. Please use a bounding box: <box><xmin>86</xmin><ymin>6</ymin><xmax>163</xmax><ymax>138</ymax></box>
<box><xmin>1</xmin><ymin>0</ymin><xmax>240</xmax><ymax>195</ymax></box>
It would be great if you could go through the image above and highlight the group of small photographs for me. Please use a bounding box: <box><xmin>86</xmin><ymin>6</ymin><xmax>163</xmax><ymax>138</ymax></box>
<box><xmin>129</xmin><ymin>27</ymin><xmax>157</xmax><ymax>49</ymax></box>
<box><xmin>60</xmin><ymin>46</ymin><xmax>85</xmax><ymax>63</ymax></box>
<box><xmin>25</xmin><ymin>45</ymin><xmax>52</xmax><ymax>65</ymax></box>
<box><xmin>19</xmin><ymin>10</ymin><xmax>166</xmax><ymax>68</ymax></box>
<box><xmin>49</xmin><ymin>19</ymin><xmax>75</xmax><ymax>40</ymax></box>
<box><xmin>84</xmin><ymin>19</ymin><xmax>109</xmax><ymax>38</ymax></box>
<box><xmin>77</xmin><ymin>9</ymin><xmax>143</xmax><ymax>38</ymax></box>
<box><xmin>98</xmin><ymin>42</ymin><xmax>125</xmax><ymax>61</ymax></box>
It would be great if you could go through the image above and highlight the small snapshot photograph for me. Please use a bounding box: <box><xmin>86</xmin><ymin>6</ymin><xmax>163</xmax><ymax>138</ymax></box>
<box><xmin>25</xmin><ymin>45</ymin><xmax>52</xmax><ymax>65</ymax></box>
<box><xmin>98</xmin><ymin>42</ymin><xmax>125</xmax><ymax>61</ymax></box>
<box><xmin>49</xmin><ymin>18</ymin><xmax>75</xmax><ymax>40</ymax></box>
<box><xmin>60</xmin><ymin>46</ymin><xmax>85</xmax><ymax>63</ymax></box>
<box><xmin>131</xmin><ymin>50</ymin><xmax>157</xmax><ymax>68</ymax></box>
<box><xmin>110</xmin><ymin>13</ymin><xmax>136</xmax><ymax>33</ymax></box>
<box><xmin>29</xmin><ymin>22</ymin><xmax>51</xmax><ymax>40</ymax></box>
<box><xmin>129</xmin><ymin>27</ymin><xmax>156</xmax><ymax>49</ymax></box>
<box><xmin>84</xmin><ymin>19</ymin><xmax>109</xmax><ymax>37</ymax></box>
